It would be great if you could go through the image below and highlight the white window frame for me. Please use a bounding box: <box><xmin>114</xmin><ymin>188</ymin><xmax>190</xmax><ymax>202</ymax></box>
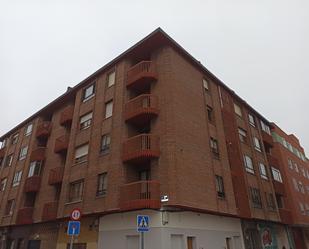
<box><xmin>107</xmin><ymin>71</ymin><xmax>116</xmax><ymax>87</ymax></box>
<box><xmin>105</xmin><ymin>100</ymin><xmax>113</xmax><ymax>119</ymax></box>
<box><xmin>248</xmin><ymin>114</ymin><xmax>256</xmax><ymax>127</ymax></box>
<box><xmin>203</xmin><ymin>78</ymin><xmax>209</xmax><ymax>90</ymax></box>
<box><xmin>271</xmin><ymin>167</ymin><xmax>282</xmax><ymax>183</ymax></box>
<box><xmin>12</xmin><ymin>171</ymin><xmax>22</xmax><ymax>187</ymax></box>
<box><xmin>79</xmin><ymin>112</ymin><xmax>93</xmax><ymax>130</ymax></box>
<box><xmin>234</xmin><ymin>103</ymin><xmax>242</xmax><ymax>117</ymax></box>
<box><xmin>24</xmin><ymin>123</ymin><xmax>33</xmax><ymax>136</ymax></box>
<box><xmin>74</xmin><ymin>144</ymin><xmax>89</xmax><ymax>164</ymax></box>
<box><xmin>19</xmin><ymin>146</ymin><xmax>28</xmax><ymax>161</ymax></box>
<box><xmin>28</xmin><ymin>161</ymin><xmax>42</xmax><ymax>177</ymax></box>
<box><xmin>244</xmin><ymin>155</ymin><xmax>254</xmax><ymax>174</ymax></box>
<box><xmin>259</xmin><ymin>163</ymin><xmax>268</xmax><ymax>180</ymax></box>
<box><xmin>82</xmin><ymin>83</ymin><xmax>95</xmax><ymax>102</ymax></box>
<box><xmin>260</xmin><ymin>121</ymin><xmax>271</xmax><ymax>135</ymax></box>
<box><xmin>253</xmin><ymin>137</ymin><xmax>262</xmax><ymax>152</ymax></box>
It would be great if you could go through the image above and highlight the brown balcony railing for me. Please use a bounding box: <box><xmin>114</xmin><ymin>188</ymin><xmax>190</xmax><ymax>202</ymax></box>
<box><xmin>36</xmin><ymin>121</ymin><xmax>52</xmax><ymax>138</ymax></box>
<box><xmin>126</xmin><ymin>61</ymin><xmax>157</xmax><ymax>89</ymax></box>
<box><xmin>125</xmin><ymin>94</ymin><xmax>159</xmax><ymax>125</ymax></box>
<box><xmin>262</xmin><ymin>131</ymin><xmax>274</xmax><ymax>147</ymax></box>
<box><xmin>54</xmin><ymin>135</ymin><xmax>69</xmax><ymax>153</ymax></box>
<box><xmin>120</xmin><ymin>180</ymin><xmax>161</xmax><ymax>211</ymax></box>
<box><xmin>30</xmin><ymin>147</ymin><xmax>46</xmax><ymax>161</ymax></box>
<box><xmin>42</xmin><ymin>201</ymin><xmax>58</xmax><ymax>221</ymax></box>
<box><xmin>24</xmin><ymin>176</ymin><xmax>41</xmax><ymax>193</ymax></box>
<box><xmin>279</xmin><ymin>208</ymin><xmax>293</xmax><ymax>224</ymax></box>
<box><xmin>60</xmin><ymin>105</ymin><xmax>74</xmax><ymax>126</ymax></box>
<box><xmin>48</xmin><ymin>167</ymin><xmax>64</xmax><ymax>185</ymax></box>
<box><xmin>122</xmin><ymin>134</ymin><xmax>160</xmax><ymax>163</ymax></box>
<box><xmin>16</xmin><ymin>207</ymin><xmax>34</xmax><ymax>225</ymax></box>
<box><xmin>272</xmin><ymin>180</ymin><xmax>286</xmax><ymax>196</ymax></box>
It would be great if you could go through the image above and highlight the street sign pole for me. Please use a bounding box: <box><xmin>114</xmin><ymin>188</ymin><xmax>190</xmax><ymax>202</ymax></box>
<box><xmin>69</xmin><ymin>227</ymin><xmax>75</xmax><ymax>249</ymax></box>
<box><xmin>141</xmin><ymin>231</ymin><xmax>144</xmax><ymax>249</ymax></box>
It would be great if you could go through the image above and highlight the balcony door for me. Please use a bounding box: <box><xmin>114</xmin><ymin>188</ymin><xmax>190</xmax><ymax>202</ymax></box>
<box><xmin>27</xmin><ymin>240</ymin><xmax>41</xmax><ymax>249</ymax></box>
<box><xmin>139</xmin><ymin>170</ymin><xmax>150</xmax><ymax>199</ymax></box>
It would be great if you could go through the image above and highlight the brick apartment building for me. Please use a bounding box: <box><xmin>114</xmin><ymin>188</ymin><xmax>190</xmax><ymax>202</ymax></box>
<box><xmin>0</xmin><ymin>28</ymin><xmax>308</xmax><ymax>249</ymax></box>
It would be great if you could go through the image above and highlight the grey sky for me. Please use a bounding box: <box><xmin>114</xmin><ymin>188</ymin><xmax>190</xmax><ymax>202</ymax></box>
<box><xmin>1</xmin><ymin>0</ymin><xmax>308</xmax><ymax>154</ymax></box>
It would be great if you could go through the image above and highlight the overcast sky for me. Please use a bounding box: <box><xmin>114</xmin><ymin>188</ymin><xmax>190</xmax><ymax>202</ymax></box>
<box><xmin>1</xmin><ymin>0</ymin><xmax>308</xmax><ymax>154</ymax></box>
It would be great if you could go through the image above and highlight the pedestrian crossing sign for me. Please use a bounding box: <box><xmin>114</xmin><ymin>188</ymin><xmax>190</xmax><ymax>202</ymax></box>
<box><xmin>137</xmin><ymin>215</ymin><xmax>150</xmax><ymax>232</ymax></box>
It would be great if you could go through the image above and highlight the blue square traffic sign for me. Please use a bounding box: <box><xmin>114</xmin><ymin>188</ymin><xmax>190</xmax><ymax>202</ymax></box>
<box><xmin>137</xmin><ymin>215</ymin><xmax>150</xmax><ymax>232</ymax></box>
<box><xmin>67</xmin><ymin>221</ymin><xmax>80</xmax><ymax>235</ymax></box>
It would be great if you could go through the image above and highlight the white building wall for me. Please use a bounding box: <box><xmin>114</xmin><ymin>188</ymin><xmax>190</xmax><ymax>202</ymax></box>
<box><xmin>98</xmin><ymin>210</ymin><xmax>244</xmax><ymax>249</ymax></box>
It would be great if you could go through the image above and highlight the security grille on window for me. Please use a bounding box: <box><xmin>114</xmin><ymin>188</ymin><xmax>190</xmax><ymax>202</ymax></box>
<box><xmin>105</xmin><ymin>100</ymin><xmax>113</xmax><ymax>119</ymax></box>
<box><xmin>210</xmin><ymin>137</ymin><xmax>219</xmax><ymax>159</ymax></box>
<box><xmin>28</xmin><ymin>161</ymin><xmax>42</xmax><ymax>177</ymax></box>
<box><xmin>82</xmin><ymin>83</ymin><xmax>95</xmax><ymax>102</ymax></box>
<box><xmin>24</xmin><ymin>123</ymin><xmax>33</xmax><ymax>136</ymax></box>
<box><xmin>80</xmin><ymin>112</ymin><xmax>93</xmax><ymax>130</ymax></box>
<box><xmin>271</xmin><ymin>167</ymin><xmax>282</xmax><ymax>183</ymax></box>
<box><xmin>68</xmin><ymin>180</ymin><xmax>84</xmax><ymax>202</ymax></box>
<box><xmin>238</xmin><ymin>128</ymin><xmax>247</xmax><ymax>143</ymax></box>
<box><xmin>215</xmin><ymin>175</ymin><xmax>225</xmax><ymax>198</ymax></box>
<box><xmin>234</xmin><ymin>103</ymin><xmax>242</xmax><ymax>117</ymax></box>
<box><xmin>244</xmin><ymin>155</ymin><xmax>254</xmax><ymax>174</ymax></box>
<box><xmin>74</xmin><ymin>144</ymin><xmax>89</xmax><ymax>163</ymax></box>
<box><xmin>248</xmin><ymin>114</ymin><xmax>256</xmax><ymax>127</ymax></box>
<box><xmin>107</xmin><ymin>71</ymin><xmax>116</xmax><ymax>87</ymax></box>
<box><xmin>101</xmin><ymin>134</ymin><xmax>111</xmax><ymax>154</ymax></box>
<box><xmin>96</xmin><ymin>173</ymin><xmax>107</xmax><ymax>197</ymax></box>
<box><xmin>5</xmin><ymin>154</ymin><xmax>13</xmax><ymax>167</ymax></box>
<box><xmin>5</xmin><ymin>199</ymin><xmax>15</xmax><ymax>216</ymax></box>
<box><xmin>19</xmin><ymin>146</ymin><xmax>28</xmax><ymax>161</ymax></box>
<box><xmin>0</xmin><ymin>178</ymin><xmax>7</xmax><ymax>191</ymax></box>
<box><xmin>259</xmin><ymin>163</ymin><xmax>268</xmax><ymax>180</ymax></box>
<box><xmin>12</xmin><ymin>171</ymin><xmax>22</xmax><ymax>187</ymax></box>
<box><xmin>250</xmin><ymin>187</ymin><xmax>262</xmax><ymax>208</ymax></box>
<box><xmin>253</xmin><ymin>137</ymin><xmax>262</xmax><ymax>152</ymax></box>
<box><xmin>260</xmin><ymin>121</ymin><xmax>271</xmax><ymax>135</ymax></box>
<box><xmin>12</xmin><ymin>133</ymin><xmax>19</xmax><ymax>145</ymax></box>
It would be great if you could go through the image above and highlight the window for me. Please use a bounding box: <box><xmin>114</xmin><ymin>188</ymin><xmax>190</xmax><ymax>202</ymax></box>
<box><xmin>203</xmin><ymin>78</ymin><xmax>209</xmax><ymax>90</ymax></box>
<box><xmin>234</xmin><ymin>103</ymin><xmax>242</xmax><ymax>117</ymax></box>
<box><xmin>248</xmin><ymin>114</ymin><xmax>256</xmax><ymax>127</ymax></box>
<box><xmin>12</xmin><ymin>133</ymin><xmax>19</xmax><ymax>145</ymax></box>
<box><xmin>24</xmin><ymin>123</ymin><xmax>33</xmax><ymax>136</ymax></box>
<box><xmin>100</xmin><ymin>134</ymin><xmax>111</xmax><ymax>154</ymax></box>
<box><xmin>82</xmin><ymin>83</ymin><xmax>95</xmax><ymax>102</ymax></box>
<box><xmin>288</xmin><ymin>159</ymin><xmax>293</xmax><ymax>169</ymax></box>
<box><xmin>107</xmin><ymin>71</ymin><xmax>116</xmax><ymax>87</ymax></box>
<box><xmin>5</xmin><ymin>199</ymin><xmax>15</xmax><ymax>216</ymax></box>
<box><xmin>302</xmin><ymin>167</ymin><xmax>306</xmax><ymax>178</ymax></box>
<box><xmin>215</xmin><ymin>175</ymin><xmax>225</xmax><ymax>198</ymax></box>
<box><xmin>238</xmin><ymin>128</ymin><xmax>247</xmax><ymax>143</ymax></box>
<box><xmin>105</xmin><ymin>100</ymin><xmax>113</xmax><ymax>118</ymax></box>
<box><xmin>28</xmin><ymin>161</ymin><xmax>42</xmax><ymax>177</ymax></box>
<box><xmin>299</xmin><ymin>181</ymin><xmax>305</xmax><ymax>194</ymax></box>
<box><xmin>294</xmin><ymin>163</ymin><xmax>299</xmax><ymax>173</ymax></box>
<box><xmin>12</xmin><ymin>171</ymin><xmax>22</xmax><ymax>187</ymax></box>
<box><xmin>207</xmin><ymin>105</ymin><xmax>214</xmax><ymax>123</ymax></box>
<box><xmin>96</xmin><ymin>173</ymin><xmax>107</xmax><ymax>197</ymax></box>
<box><xmin>4</xmin><ymin>154</ymin><xmax>13</xmax><ymax>167</ymax></box>
<box><xmin>260</xmin><ymin>121</ymin><xmax>271</xmax><ymax>135</ymax></box>
<box><xmin>0</xmin><ymin>139</ymin><xmax>7</xmax><ymax>148</ymax></box>
<box><xmin>210</xmin><ymin>137</ymin><xmax>219</xmax><ymax>158</ymax></box>
<box><xmin>19</xmin><ymin>146</ymin><xmax>28</xmax><ymax>160</ymax></box>
<box><xmin>266</xmin><ymin>193</ymin><xmax>276</xmax><ymax>210</ymax></box>
<box><xmin>300</xmin><ymin>202</ymin><xmax>306</xmax><ymax>215</ymax></box>
<box><xmin>271</xmin><ymin>167</ymin><xmax>282</xmax><ymax>182</ymax></box>
<box><xmin>74</xmin><ymin>144</ymin><xmax>89</xmax><ymax>163</ymax></box>
<box><xmin>79</xmin><ymin>112</ymin><xmax>93</xmax><ymax>130</ymax></box>
<box><xmin>68</xmin><ymin>180</ymin><xmax>84</xmax><ymax>202</ymax></box>
<box><xmin>244</xmin><ymin>155</ymin><xmax>254</xmax><ymax>174</ymax></box>
<box><xmin>259</xmin><ymin>163</ymin><xmax>268</xmax><ymax>180</ymax></box>
<box><xmin>250</xmin><ymin>187</ymin><xmax>262</xmax><ymax>208</ymax></box>
<box><xmin>0</xmin><ymin>178</ymin><xmax>7</xmax><ymax>191</ymax></box>
<box><xmin>276</xmin><ymin>194</ymin><xmax>284</xmax><ymax>209</ymax></box>
<box><xmin>253</xmin><ymin>137</ymin><xmax>262</xmax><ymax>152</ymax></box>
<box><xmin>292</xmin><ymin>178</ymin><xmax>299</xmax><ymax>191</ymax></box>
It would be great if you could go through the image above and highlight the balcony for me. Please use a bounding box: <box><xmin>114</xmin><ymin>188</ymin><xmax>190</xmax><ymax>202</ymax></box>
<box><xmin>122</xmin><ymin>134</ymin><xmax>160</xmax><ymax>163</ymax></box>
<box><xmin>262</xmin><ymin>131</ymin><xmax>274</xmax><ymax>147</ymax></box>
<box><xmin>54</xmin><ymin>135</ymin><xmax>69</xmax><ymax>154</ymax></box>
<box><xmin>125</xmin><ymin>94</ymin><xmax>159</xmax><ymax>125</ymax></box>
<box><xmin>16</xmin><ymin>207</ymin><xmax>34</xmax><ymax>225</ymax></box>
<box><xmin>120</xmin><ymin>180</ymin><xmax>161</xmax><ymax>211</ymax></box>
<box><xmin>36</xmin><ymin>121</ymin><xmax>52</xmax><ymax>139</ymax></box>
<box><xmin>48</xmin><ymin>167</ymin><xmax>64</xmax><ymax>185</ymax></box>
<box><xmin>272</xmin><ymin>180</ymin><xmax>286</xmax><ymax>196</ymax></box>
<box><xmin>279</xmin><ymin>208</ymin><xmax>293</xmax><ymax>224</ymax></box>
<box><xmin>126</xmin><ymin>61</ymin><xmax>157</xmax><ymax>90</ymax></box>
<box><xmin>24</xmin><ymin>176</ymin><xmax>41</xmax><ymax>193</ymax></box>
<box><xmin>42</xmin><ymin>201</ymin><xmax>58</xmax><ymax>221</ymax></box>
<box><xmin>30</xmin><ymin>147</ymin><xmax>46</xmax><ymax>161</ymax></box>
<box><xmin>60</xmin><ymin>105</ymin><xmax>74</xmax><ymax>126</ymax></box>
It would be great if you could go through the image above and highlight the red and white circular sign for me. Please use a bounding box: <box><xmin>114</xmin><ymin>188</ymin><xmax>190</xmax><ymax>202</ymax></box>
<box><xmin>70</xmin><ymin>208</ymin><xmax>81</xmax><ymax>221</ymax></box>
